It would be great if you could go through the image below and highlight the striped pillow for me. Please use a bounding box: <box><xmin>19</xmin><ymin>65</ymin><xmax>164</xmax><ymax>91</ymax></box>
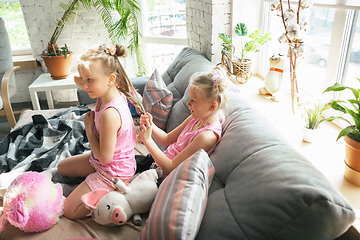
<box><xmin>138</xmin><ymin>149</ymin><xmax>215</xmax><ymax>240</ymax></box>
<box><xmin>143</xmin><ymin>69</ymin><xmax>173</xmax><ymax>129</ymax></box>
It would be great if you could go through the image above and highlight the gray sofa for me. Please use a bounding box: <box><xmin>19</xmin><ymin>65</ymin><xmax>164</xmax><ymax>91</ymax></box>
<box><xmin>79</xmin><ymin>47</ymin><xmax>356</xmax><ymax>239</ymax></box>
<box><xmin>1</xmin><ymin>47</ymin><xmax>356</xmax><ymax>240</ymax></box>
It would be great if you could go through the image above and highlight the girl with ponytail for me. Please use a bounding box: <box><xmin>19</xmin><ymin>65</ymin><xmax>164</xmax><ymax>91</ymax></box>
<box><xmin>57</xmin><ymin>44</ymin><xmax>145</xmax><ymax>220</ymax></box>
<box><xmin>138</xmin><ymin>69</ymin><xmax>229</xmax><ymax>177</ymax></box>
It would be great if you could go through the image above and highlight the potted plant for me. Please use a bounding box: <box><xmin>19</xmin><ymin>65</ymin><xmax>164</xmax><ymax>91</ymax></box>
<box><xmin>298</xmin><ymin>101</ymin><xmax>329</xmax><ymax>142</ymax></box>
<box><xmin>41</xmin><ymin>1</ymin><xmax>77</xmax><ymax>79</ymax></box>
<box><xmin>322</xmin><ymin>78</ymin><xmax>360</xmax><ymax>186</ymax></box>
<box><xmin>219</xmin><ymin>22</ymin><xmax>271</xmax><ymax>83</ymax></box>
<box><xmin>41</xmin><ymin>0</ymin><xmax>145</xmax><ymax>79</ymax></box>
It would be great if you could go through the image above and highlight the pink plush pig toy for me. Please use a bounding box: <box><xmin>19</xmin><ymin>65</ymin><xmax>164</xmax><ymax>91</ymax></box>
<box><xmin>0</xmin><ymin>171</ymin><xmax>65</xmax><ymax>233</ymax></box>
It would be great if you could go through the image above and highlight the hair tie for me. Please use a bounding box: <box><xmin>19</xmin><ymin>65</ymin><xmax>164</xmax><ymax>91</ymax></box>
<box><xmin>104</xmin><ymin>45</ymin><xmax>117</xmax><ymax>57</ymax></box>
<box><xmin>213</xmin><ymin>76</ymin><xmax>221</xmax><ymax>85</ymax></box>
<box><xmin>212</xmin><ymin>69</ymin><xmax>223</xmax><ymax>85</ymax></box>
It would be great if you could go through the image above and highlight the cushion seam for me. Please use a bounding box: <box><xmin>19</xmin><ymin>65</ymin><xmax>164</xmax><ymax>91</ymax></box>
<box><xmin>269</xmin><ymin>198</ymin><xmax>355</xmax><ymax>240</ymax></box>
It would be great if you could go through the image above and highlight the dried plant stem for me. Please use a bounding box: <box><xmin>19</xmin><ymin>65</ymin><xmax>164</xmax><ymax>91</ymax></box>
<box><xmin>280</xmin><ymin>0</ymin><xmax>302</xmax><ymax>114</ymax></box>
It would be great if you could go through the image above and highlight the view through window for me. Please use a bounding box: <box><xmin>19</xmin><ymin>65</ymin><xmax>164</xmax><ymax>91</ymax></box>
<box><xmin>141</xmin><ymin>0</ymin><xmax>186</xmax><ymax>74</ymax></box>
<box><xmin>262</xmin><ymin>2</ymin><xmax>360</xmax><ymax>101</ymax></box>
<box><xmin>0</xmin><ymin>1</ymin><xmax>31</xmax><ymax>52</ymax></box>
<box><xmin>341</xmin><ymin>10</ymin><xmax>360</xmax><ymax>101</ymax></box>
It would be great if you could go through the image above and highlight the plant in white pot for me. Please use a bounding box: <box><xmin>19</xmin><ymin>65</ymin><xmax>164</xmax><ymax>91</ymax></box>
<box><xmin>298</xmin><ymin>101</ymin><xmax>328</xmax><ymax>142</ymax></box>
<box><xmin>322</xmin><ymin>78</ymin><xmax>360</xmax><ymax>186</ymax></box>
<box><xmin>219</xmin><ymin>22</ymin><xmax>271</xmax><ymax>84</ymax></box>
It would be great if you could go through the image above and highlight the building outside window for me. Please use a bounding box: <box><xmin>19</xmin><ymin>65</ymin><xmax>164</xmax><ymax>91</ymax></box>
<box><xmin>260</xmin><ymin>1</ymin><xmax>360</xmax><ymax>103</ymax></box>
<box><xmin>140</xmin><ymin>0</ymin><xmax>187</xmax><ymax>74</ymax></box>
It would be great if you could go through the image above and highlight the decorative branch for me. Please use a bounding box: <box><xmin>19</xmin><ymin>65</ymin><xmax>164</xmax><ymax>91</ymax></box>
<box><xmin>271</xmin><ymin>0</ymin><xmax>313</xmax><ymax>113</ymax></box>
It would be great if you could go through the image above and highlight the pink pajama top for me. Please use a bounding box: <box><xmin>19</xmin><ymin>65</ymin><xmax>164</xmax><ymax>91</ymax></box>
<box><xmin>164</xmin><ymin>118</ymin><xmax>222</xmax><ymax>160</ymax></box>
<box><xmin>89</xmin><ymin>94</ymin><xmax>136</xmax><ymax>179</ymax></box>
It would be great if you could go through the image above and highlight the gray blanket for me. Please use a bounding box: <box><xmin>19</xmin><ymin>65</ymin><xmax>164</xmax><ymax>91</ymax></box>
<box><xmin>0</xmin><ymin>106</ymin><xmax>91</xmax><ymax>196</ymax></box>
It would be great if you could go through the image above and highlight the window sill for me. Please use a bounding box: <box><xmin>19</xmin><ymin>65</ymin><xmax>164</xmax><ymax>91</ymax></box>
<box><xmin>12</xmin><ymin>55</ymin><xmax>39</xmax><ymax>70</ymax></box>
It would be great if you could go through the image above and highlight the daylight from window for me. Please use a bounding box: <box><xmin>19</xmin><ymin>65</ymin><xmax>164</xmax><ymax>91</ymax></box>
<box><xmin>341</xmin><ymin>11</ymin><xmax>360</xmax><ymax>101</ymax></box>
<box><xmin>264</xmin><ymin>3</ymin><xmax>360</xmax><ymax>100</ymax></box>
<box><xmin>0</xmin><ymin>1</ymin><xmax>31</xmax><ymax>51</ymax></box>
<box><xmin>266</xmin><ymin>5</ymin><xmax>333</xmax><ymax>99</ymax></box>
<box><xmin>141</xmin><ymin>0</ymin><xmax>186</xmax><ymax>74</ymax></box>
<box><xmin>142</xmin><ymin>0</ymin><xmax>186</xmax><ymax>38</ymax></box>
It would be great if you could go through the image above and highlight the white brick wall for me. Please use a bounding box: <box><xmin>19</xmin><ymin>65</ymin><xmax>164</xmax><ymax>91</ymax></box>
<box><xmin>186</xmin><ymin>0</ymin><xmax>231</xmax><ymax>63</ymax></box>
<box><xmin>16</xmin><ymin>0</ymin><xmax>134</xmax><ymax>103</ymax></box>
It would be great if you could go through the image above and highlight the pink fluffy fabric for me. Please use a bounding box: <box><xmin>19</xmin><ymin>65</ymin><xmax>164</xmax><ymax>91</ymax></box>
<box><xmin>0</xmin><ymin>171</ymin><xmax>65</xmax><ymax>233</ymax></box>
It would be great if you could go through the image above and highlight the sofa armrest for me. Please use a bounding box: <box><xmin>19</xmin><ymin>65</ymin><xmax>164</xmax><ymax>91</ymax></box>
<box><xmin>77</xmin><ymin>76</ymin><xmax>149</xmax><ymax>105</ymax></box>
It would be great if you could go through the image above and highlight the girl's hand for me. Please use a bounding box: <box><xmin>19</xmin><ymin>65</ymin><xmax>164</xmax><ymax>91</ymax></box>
<box><xmin>84</xmin><ymin>111</ymin><xmax>95</xmax><ymax>132</ymax></box>
<box><xmin>140</xmin><ymin>113</ymin><xmax>153</xmax><ymax>143</ymax></box>
<box><xmin>140</xmin><ymin>112</ymin><xmax>152</xmax><ymax>126</ymax></box>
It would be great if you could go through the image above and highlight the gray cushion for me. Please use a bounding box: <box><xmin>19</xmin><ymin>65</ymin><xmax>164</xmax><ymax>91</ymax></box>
<box><xmin>0</xmin><ymin>17</ymin><xmax>16</xmax><ymax>109</ymax></box>
<box><xmin>195</xmin><ymin>92</ymin><xmax>356</xmax><ymax>240</ymax></box>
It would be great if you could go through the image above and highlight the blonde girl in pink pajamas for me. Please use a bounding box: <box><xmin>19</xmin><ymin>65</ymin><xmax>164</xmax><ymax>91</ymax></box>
<box><xmin>139</xmin><ymin>70</ymin><xmax>229</xmax><ymax>176</ymax></box>
<box><xmin>57</xmin><ymin>44</ymin><xmax>145</xmax><ymax>220</ymax></box>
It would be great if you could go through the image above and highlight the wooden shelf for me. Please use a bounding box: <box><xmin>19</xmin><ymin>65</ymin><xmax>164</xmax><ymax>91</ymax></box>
<box><xmin>12</xmin><ymin>55</ymin><xmax>39</xmax><ymax>70</ymax></box>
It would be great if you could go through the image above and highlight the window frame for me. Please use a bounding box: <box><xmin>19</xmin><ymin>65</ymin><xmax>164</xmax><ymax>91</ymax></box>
<box><xmin>258</xmin><ymin>0</ymin><xmax>360</xmax><ymax>128</ymax></box>
<box><xmin>1</xmin><ymin>0</ymin><xmax>32</xmax><ymax>56</ymax></box>
<box><xmin>139</xmin><ymin>0</ymin><xmax>187</xmax><ymax>46</ymax></box>
<box><xmin>258</xmin><ymin>0</ymin><xmax>360</xmax><ymax>94</ymax></box>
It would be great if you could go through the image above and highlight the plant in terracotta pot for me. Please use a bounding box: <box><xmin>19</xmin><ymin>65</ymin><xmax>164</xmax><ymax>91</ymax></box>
<box><xmin>219</xmin><ymin>23</ymin><xmax>271</xmax><ymax>83</ymax></box>
<box><xmin>41</xmin><ymin>1</ymin><xmax>78</xmax><ymax>79</ymax></box>
<box><xmin>322</xmin><ymin>78</ymin><xmax>360</xmax><ymax>186</ymax></box>
<box><xmin>41</xmin><ymin>0</ymin><xmax>145</xmax><ymax>79</ymax></box>
<box><xmin>298</xmin><ymin>101</ymin><xmax>329</xmax><ymax>142</ymax></box>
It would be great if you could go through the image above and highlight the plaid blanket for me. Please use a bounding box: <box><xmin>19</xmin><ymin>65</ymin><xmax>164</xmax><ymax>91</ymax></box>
<box><xmin>0</xmin><ymin>106</ymin><xmax>91</xmax><ymax>192</ymax></box>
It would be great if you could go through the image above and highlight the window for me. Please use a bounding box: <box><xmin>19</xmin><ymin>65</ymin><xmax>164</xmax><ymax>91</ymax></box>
<box><xmin>0</xmin><ymin>0</ymin><xmax>31</xmax><ymax>55</ymax></box>
<box><xmin>260</xmin><ymin>1</ymin><xmax>360</xmax><ymax>102</ymax></box>
<box><xmin>339</xmin><ymin>10</ymin><xmax>360</xmax><ymax>101</ymax></box>
<box><xmin>140</xmin><ymin>0</ymin><xmax>187</xmax><ymax>74</ymax></box>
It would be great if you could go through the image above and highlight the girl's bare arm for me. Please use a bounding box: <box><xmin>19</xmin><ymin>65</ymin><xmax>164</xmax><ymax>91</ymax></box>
<box><xmin>142</xmin><ymin>128</ymin><xmax>217</xmax><ymax>175</ymax></box>
<box><xmin>141</xmin><ymin>113</ymin><xmax>193</xmax><ymax>147</ymax></box>
<box><xmin>87</xmin><ymin>108</ymin><xmax>121</xmax><ymax>164</ymax></box>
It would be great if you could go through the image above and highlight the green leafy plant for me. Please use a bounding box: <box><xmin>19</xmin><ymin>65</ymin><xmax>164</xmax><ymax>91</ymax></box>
<box><xmin>299</xmin><ymin>102</ymin><xmax>329</xmax><ymax>130</ymax></box>
<box><xmin>219</xmin><ymin>22</ymin><xmax>271</xmax><ymax>62</ymax></box>
<box><xmin>321</xmin><ymin>78</ymin><xmax>360</xmax><ymax>142</ymax></box>
<box><xmin>41</xmin><ymin>0</ymin><xmax>145</xmax><ymax>76</ymax></box>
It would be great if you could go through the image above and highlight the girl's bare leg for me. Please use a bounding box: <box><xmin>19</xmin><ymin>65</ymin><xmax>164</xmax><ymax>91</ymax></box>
<box><xmin>57</xmin><ymin>152</ymin><xmax>95</xmax><ymax>178</ymax></box>
<box><xmin>63</xmin><ymin>180</ymin><xmax>92</xmax><ymax>220</ymax></box>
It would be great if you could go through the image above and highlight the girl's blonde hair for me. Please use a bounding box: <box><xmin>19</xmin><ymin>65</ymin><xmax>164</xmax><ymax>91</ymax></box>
<box><xmin>78</xmin><ymin>43</ymin><xmax>145</xmax><ymax>115</ymax></box>
<box><xmin>189</xmin><ymin>70</ymin><xmax>229</xmax><ymax>110</ymax></box>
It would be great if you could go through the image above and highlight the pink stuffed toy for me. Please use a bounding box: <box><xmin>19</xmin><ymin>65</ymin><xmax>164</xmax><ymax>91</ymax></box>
<box><xmin>0</xmin><ymin>171</ymin><xmax>65</xmax><ymax>233</ymax></box>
